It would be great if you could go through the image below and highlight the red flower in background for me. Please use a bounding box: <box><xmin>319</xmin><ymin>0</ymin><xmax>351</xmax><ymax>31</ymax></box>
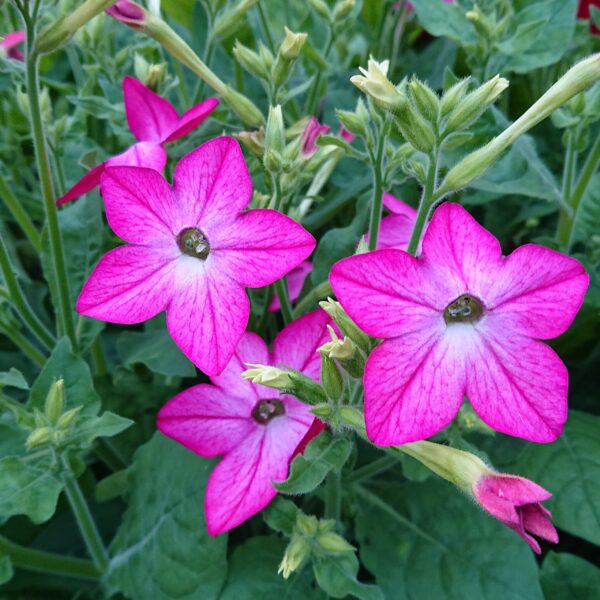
<box><xmin>578</xmin><ymin>0</ymin><xmax>600</xmax><ymax>34</ymax></box>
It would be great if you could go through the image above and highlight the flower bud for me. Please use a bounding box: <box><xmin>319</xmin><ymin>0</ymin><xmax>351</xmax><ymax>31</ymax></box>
<box><xmin>280</xmin><ymin>27</ymin><xmax>307</xmax><ymax>60</ymax></box>
<box><xmin>26</xmin><ymin>427</ymin><xmax>53</xmax><ymax>450</ymax></box>
<box><xmin>355</xmin><ymin>236</ymin><xmax>369</xmax><ymax>255</ymax></box>
<box><xmin>56</xmin><ymin>406</ymin><xmax>82</xmax><ymax>430</ymax></box>
<box><xmin>336</xmin><ymin>104</ymin><xmax>368</xmax><ymax>138</ymax></box>
<box><xmin>233</xmin><ymin>128</ymin><xmax>265</xmax><ymax>157</ymax></box>
<box><xmin>320</xmin><ymin>354</ymin><xmax>344</xmax><ymax>401</ymax></box>
<box><xmin>394</xmin><ymin>98</ymin><xmax>436</xmax><ymax>154</ymax></box>
<box><xmin>264</xmin><ymin>149</ymin><xmax>283</xmax><ymax>172</ymax></box>
<box><xmin>15</xmin><ymin>86</ymin><xmax>29</xmax><ymax>117</ymax></box>
<box><xmin>45</xmin><ymin>379</ymin><xmax>65</xmax><ymax>425</ymax></box>
<box><xmin>233</xmin><ymin>41</ymin><xmax>269</xmax><ymax>80</ymax></box>
<box><xmin>258</xmin><ymin>43</ymin><xmax>274</xmax><ymax>71</ymax></box>
<box><xmin>316</xmin><ymin>531</ymin><xmax>355</xmax><ymax>554</ymax></box>
<box><xmin>243</xmin><ymin>364</ymin><xmax>292</xmax><ymax>388</ymax></box>
<box><xmin>333</xmin><ymin>0</ymin><xmax>356</xmax><ymax>21</ymax></box>
<box><xmin>222</xmin><ymin>85</ymin><xmax>264</xmax><ymax>128</ymax></box>
<box><xmin>319</xmin><ymin>298</ymin><xmax>371</xmax><ymax>354</ymax></box>
<box><xmin>265</xmin><ymin>105</ymin><xmax>285</xmax><ymax>154</ymax></box>
<box><xmin>296</xmin><ymin>512</ymin><xmax>319</xmax><ymax>535</ymax></box>
<box><xmin>409</xmin><ymin>77</ymin><xmax>439</xmax><ymax>123</ymax></box>
<box><xmin>288</xmin><ymin>371</ymin><xmax>328</xmax><ymax>405</ymax></box>
<box><xmin>308</xmin><ymin>0</ymin><xmax>331</xmax><ymax>19</ymax></box>
<box><xmin>440</xmin><ymin>77</ymin><xmax>471</xmax><ymax>117</ymax></box>
<box><xmin>318</xmin><ymin>325</ymin><xmax>364</xmax><ymax>378</ymax></box>
<box><xmin>443</xmin><ymin>75</ymin><xmax>509</xmax><ymax>134</ymax></box>
<box><xmin>212</xmin><ymin>0</ymin><xmax>259</xmax><ymax>40</ymax></box>
<box><xmin>338</xmin><ymin>406</ymin><xmax>365</xmax><ymax>432</ymax></box>
<box><xmin>351</xmin><ymin>58</ymin><xmax>406</xmax><ymax>114</ymax></box>
<box><xmin>278</xmin><ymin>536</ymin><xmax>311</xmax><ymax>579</ymax></box>
<box><xmin>311</xmin><ymin>403</ymin><xmax>334</xmax><ymax>419</ymax></box>
<box><xmin>106</xmin><ymin>0</ymin><xmax>147</xmax><ymax>26</ymax></box>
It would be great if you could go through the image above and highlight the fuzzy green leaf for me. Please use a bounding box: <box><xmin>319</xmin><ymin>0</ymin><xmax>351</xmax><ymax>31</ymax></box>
<box><xmin>540</xmin><ymin>552</ymin><xmax>600</xmax><ymax>599</ymax></box>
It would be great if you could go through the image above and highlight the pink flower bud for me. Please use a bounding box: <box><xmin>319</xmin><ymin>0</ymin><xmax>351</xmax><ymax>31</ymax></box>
<box><xmin>0</xmin><ymin>31</ymin><xmax>26</xmax><ymax>61</ymax></box>
<box><xmin>105</xmin><ymin>0</ymin><xmax>147</xmax><ymax>26</ymax></box>
<box><xmin>473</xmin><ymin>474</ymin><xmax>558</xmax><ymax>554</ymax></box>
<box><xmin>301</xmin><ymin>117</ymin><xmax>331</xmax><ymax>155</ymax></box>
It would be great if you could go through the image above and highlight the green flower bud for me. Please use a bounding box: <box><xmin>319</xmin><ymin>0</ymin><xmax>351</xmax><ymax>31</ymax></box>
<box><xmin>318</xmin><ymin>325</ymin><xmax>364</xmax><ymax>378</ymax></box>
<box><xmin>335</xmin><ymin>105</ymin><xmax>368</xmax><ymax>137</ymax></box>
<box><xmin>394</xmin><ymin>98</ymin><xmax>436</xmax><ymax>154</ymax></box>
<box><xmin>233</xmin><ymin>128</ymin><xmax>265</xmax><ymax>157</ymax></box>
<box><xmin>296</xmin><ymin>512</ymin><xmax>319</xmax><ymax>536</ymax></box>
<box><xmin>354</xmin><ymin>236</ymin><xmax>369</xmax><ymax>255</ymax></box>
<box><xmin>26</xmin><ymin>426</ymin><xmax>53</xmax><ymax>450</ymax></box>
<box><xmin>45</xmin><ymin>379</ymin><xmax>65</xmax><ymax>425</ymax></box>
<box><xmin>278</xmin><ymin>536</ymin><xmax>311</xmax><ymax>579</ymax></box>
<box><xmin>320</xmin><ymin>354</ymin><xmax>344</xmax><ymax>401</ymax></box>
<box><xmin>265</xmin><ymin>105</ymin><xmax>285</xmax><ymax>154</ymax></box>
<box><xmin>351</xmin><ymin>58</ymin><xmax>406</xmax><ymax>114</ymax></box>
<box><xmin>242</xmin><ymin>364</ymin><xmax>292</xmax><ymax>388</ymax></box>
<box><xmin>56</xmin><ymin>406</ymin><xmax>82</xmax><ymax>430</ymax></box>
<box><xmin>134</xmin><ymin>54</ymin><xmax>151</xmax><ymax>84</ymax></box>
<box><xmin>288</xmin><ymin>371</ymin><xmax>328</xmax><ymax>405</ymax></box>
<box><xmin>333</xmin><ymin>0</ymin><xmax>355</xmax><ymax>21</ymax></box>
<box><xmin>222</xmin><ymin>85</ymin><xmax>264</xmax><ymax>128</ymax></box>
<box><xmin>264</xmin><ymin>149</ymin><xmax>283</xmax><ymax>172</ymax></box>
<box><xmin>409</xmin><ymin>78</ymin><xmax>439</xmax><ymax>123</ymax></box>
<box><xmin>233</xmin><ymin>41</ymin><xmax>269</xmax><ymax>80</ymax></box>
<box><xmin>258</xmin><ymin>43</ymin><xmax>274</xmax><ymax>71</ymax></box>
<box><xmin>311</xmin><ymin>403</ymin><xmax>334</xmax><ymax>419</ymax></box>
<box><xmin>316</xmin><ymin>531</ymin><xmax>355</xmax><ymax>554</ymax></box>
<box><xmin>15</xmin><ymin>86</ymin><xmax>29</xmax><ymax>117</ymax></box>
<box><xmin>280</xmin><ymin>27</ymin><xmax>307</xmax><ymax>60</ymax></box>
<box><xmin>212</xmin><ymin>0</ymin><xmax>259</xmax><ymax>40</ymax></box>
<box><xmin>308</xmin><ymin>0</ymin><xmax>331</xmax><ymax>19</ymax></box>
<box><xmin>440</xmin><ymin>77</ymin><xmax>471</xmax><ymax>117</ymax></box>
<box><xmin>319</xmin><ymin>298</ymin><xmax>371</xmax><ymax>354</ymax></box>
<box><xmin>338</xmin><ymin>406</ymin><xmax>365</xmax><ymax>432</ymax></box>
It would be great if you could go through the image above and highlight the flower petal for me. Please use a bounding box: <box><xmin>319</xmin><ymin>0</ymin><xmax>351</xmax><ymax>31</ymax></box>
<box><xmin>421</xmin><ymin>202</ymin><xmax>502</xmax><ymax>301</ymax></box>
<box><xmin>272</xmin><ymin>310</ymin><xmax>332</xmax><ymax>380</ymax></box>
<box><xmin>166</xmin><ymin>266</ymin><xmax>249</xmax><ymax>376</ymax></box>
<box><xmin>123</xmin><ymin>76</ymin><xmax>178</xmax><ymax>143</ymax></box>
<box><xmin>330</xmin><ymin>250</ymin><xmax>443</xmax><ymax>339</ymax></box>
<box><xmin>382</xmin><ymin>193</ymin><xmax>417</xmax><ymax>218</ymax></box>
<box><xmin>164</xmin><ymin>97</ymin><xmax>220</xmax><ymax>143</ymax></box>
<box><xmin>101</xmin><ymin>166</ymin><xmax>180</xmax><ymax>243</ymax></box>
<box><xmin>521</xmin><ymin>504</ymin><xmax>559</xmax><ymax>543</ymax></box>
<box><xmin>210</xmin><ymin>332</ymin><xmax>270</xmax><ymax>399</ymax></box>
<box><xmin>212</xmin><ymin>209</ymin><xmax>316</xmax><ymax>288</ymax></box>
<box><xmin>269</xmin><ymin>260</ymin><xmax>312</xmax><ymax>311</ymax></box>
<box><xmin>375</xmin><ymin>214</ymin><xmax>414</xmax><ymax>251</ymax></box>
<box><xmin>173</xmin><ymin>137</ymin><xmax>252</xmax><ymax>231</ymax></box>
<box><xmin>487</xmin><ymin>244</ymin><xmax>589</xmax><ymax>339</ymax></box>
<box><xmin>466</xmin><ymin>323</ymin><xmax>568</xmax><ymax>442</ymax></box>
<box><xmin>157</xmin><ymin>384</ymin><xmax>256</xmax><ymax>457</ymax></box>
<box><xmin>77</xmin><ymin>244</ymin><xmax>178</xmax><ymax>324</ymax></box>
<box><xmin>364</xmin><ymin>323</ymin><xmax>466</xmax><ymax>444</ymax></box>
<box><xmin>205</xmin><ymin>413</ymin><xmax>311</xmax><ymax>535</ymax></box>
<box><xmin>56</xmin><ymin>163</ymin><xmax>105</xmax><ymax>206</ymax></box>
<box><xmin>107</xmin><ymin>140</ymin><xmax>167</xmax><ymax>171</ymax></box>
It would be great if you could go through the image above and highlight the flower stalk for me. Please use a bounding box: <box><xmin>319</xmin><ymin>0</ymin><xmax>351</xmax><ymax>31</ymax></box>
<box><xmin>367</xmin><ymin>124</ymin><xmax>386</xmax><ymax>251</ymax></box>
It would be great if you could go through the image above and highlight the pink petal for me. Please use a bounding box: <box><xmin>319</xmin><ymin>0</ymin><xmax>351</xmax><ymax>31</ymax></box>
<box><xmin>382</xmin><ymin>193</ymin><xmax>417</xmax><ymax>218</ymax></box>
<box><xmin>330</xmin><ymin>250</ymin><xmax>444</xmax><ymax>339</ymax></box>
<box><xmin>205</xmin><ymin>411</ymin><xmax>311</xmax><ymax>535</ymax></box>
<box><xmin>421</xmin><ymin>203</ymin><xmax>502</xmax><ymax>301</ymax></box>
<box><xmin>466</xmin><ymin>323</ymin><xmax>568</xmax><ymax>442</ymax></box>
<box><xmin>1</xmin><ymin>31</ymin><xmax>26</xmax><ymax>49</ymax></box>
<box><xmin>164</xmin><ymin>97</ymin><xmax>220</xmax><ymax>143</ymax></box>
<box><xmin>107</xmin><ymin>140</ymin><xmax>167</xmax><ymax>171</ymax></box>
<box><xmin>521</xmin><ymin>504</ymin><xmax>559</xmax><ymax>543</ymax></box>
<box><xmin>77</xmin><ymin>244</ymin><xmax>179</xmax><ymax>324</ymax></box>
<box><xmin>293</xmin><ymin>418</ymin><xmax>327</xmax><ymax>457</ymax></box>
<box><xmin>374</xmin><ymin>214</ymin><xmax>414</xmax><ymax>251</ymax></box>
<box><xmin>101</xmin><ymin>166</ymin><xmax>180</xmax><ymax>244</ymax></box>
<box><xmin>478</xmin><ymin>474</ymin><xmax>552</xmax><ymax>506</ymax></box>
<box><xmin>272</xmin><ymin>309</ymin><xmax>332</xmax><ymax>381</ymax></box>
<box><xmin>363</xmin><ymin>323</ymin><xmax>466</xmax><ymax>444</ymax></box>
<box><xmin>269</xmin><ymin>260</ymin><xmax>312</xmax><ymax>311</ymax></box>
<box><xmin>123</xmin><ymin>76</ymin><xmax>178</xmax><ymax>143</ymax></box>
<box><xmin>301</xmin><ymin>118</ymin><xmax>331</xmax><ymax>155</ymax></box>
<box><xmin>210</xmin><ymin>332</ymin><xmax>271</xmax><ymax>399</ymax></box>
<box><xmin>487</xmin><ymin>244</ymin><xmax>589</xmax><ymax>339</ymax></box>
<box><xmin>166</xmin><ymin>265</ymin><xmax>249</xmax><ymax>376</ymax></box>
<box><xmin>56</xmin><ymin>163</ymin><xmax>105</xmax><ymax>206</ymax></box>
<box><xmin>212</xmin><ymin>209</ymin><xmax>316</xmax><ymax>288</ymax></box>
<box><xmin>172</xmin><ymin>137</ymin><xmax>252</xmax><ymax>231</ymax></box>
<box><xmin>157</xmin><ymin>384</ymin><xmax>256</xmax><ymax>457</ymax></box>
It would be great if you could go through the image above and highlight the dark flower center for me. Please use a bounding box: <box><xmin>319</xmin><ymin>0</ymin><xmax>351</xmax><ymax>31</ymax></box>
<box><xmin>177</xmin><ymin>227</ymin><xmax>210</xmax><ymax>260</ymax></box>
<box><xmin>443</xmin><ymin>294</ymin><xmax>484</xmax><ymax>325</ymax></box>
<box><xmin>252</xmin><ymin>399</ymin><xmax>285</xmax><ymax>424</ymax></box>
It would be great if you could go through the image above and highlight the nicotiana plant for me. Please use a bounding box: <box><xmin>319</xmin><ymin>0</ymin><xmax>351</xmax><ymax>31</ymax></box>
<box><xmin>0</xmin><ymin>0</ymin><xmax>600</xmax><ymax>598</ymax></box>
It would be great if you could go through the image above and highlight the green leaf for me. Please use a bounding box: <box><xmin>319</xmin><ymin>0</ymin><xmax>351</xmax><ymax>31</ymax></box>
<box><xmin>29</xmin><ymin>338</ymin><xmax>100</xmax><ymax>415</ymax></box>
<box><xmin>41</xmin><ymin>199</ymin><xmax>104</xmax><ymax>352</ymax></box>
<box><xmin>68</xmin><ymin>412</ymin><xmax>133</xmax><ymax>449</ymax></box>
<box><xmin>513</xmin><ymin>411</ymin><xmax>600</xmax><ymax>545</ymax></box>
<box><xmin>66</xmin><ymin>95</ymin><xmax>123</xmax><ymax>120</ymax></box>
<box><xmin>572</xmin><ymin>173</ymin><xmax>600</xmax><ymax>246</ymax></box>
<box><xmin>275</xmin><ymin>431</ymin><xmax>353</xmax><ymax>495</ymax></box>
<box><xmin>355</xmin><ymin>480</ymin><xmax>543</xmax><ymax>599</ymax></box>
<box><xmin>540</xmin><ymin>552</ymin><xmax>600</xmax><ymax>599</ymax></box>
<box><xmin>107</xmin><ymin>433</ymin><xmax>227</xmax><ymax>600</ymax></box>
<box><xmin>117</xmin><ymin>330</ymin><xmax>196</xmax><ymax>378</ymax></box>
<box><xmin>0</xmin><ymin>457</ymin><xmax>62</xmax><ymax>524</ymax></box>
<box><xmin>219</xmin><ymin>535</ymin><xmax>323</xmax><ymax>600</ymax></box>
<box><xmin>312</xmin><ymin>552</ymin><xmax>383</xmax><ymax>600</ymax></box>
<box><xmin>0</xmin><ymin>368</ymin><xmax>28</xmax><ymax>390</ymax></box>
<box><xmin>0</xmin><ymin>554</ymin><xmax>13</xmax><ymax>585</ymax></box>
<box><xmin>263</xmin><ymin>497</ymin><xmax>300</xmax><ymax>536</ymax></box>
<box><xmin>413</xmin><ymin>0</ymin><xmax>476</xmax><ymax>45</ymax></box>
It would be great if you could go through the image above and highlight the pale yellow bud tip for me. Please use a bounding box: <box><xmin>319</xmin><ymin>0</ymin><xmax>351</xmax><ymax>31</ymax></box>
<box><xmin>242</xmin><ymin>364</ymin><xmax>292</xmax><ymax>388</ymax></box>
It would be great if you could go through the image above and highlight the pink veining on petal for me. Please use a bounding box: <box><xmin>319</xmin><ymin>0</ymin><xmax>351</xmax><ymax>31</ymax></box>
<box><xmin>269</xmin><ymin>260</ymin><xmax>312</xmax><ymax>312</ymax></box>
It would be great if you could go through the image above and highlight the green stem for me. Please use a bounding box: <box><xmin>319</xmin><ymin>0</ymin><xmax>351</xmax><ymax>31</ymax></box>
<box><xmin>0</xmin><ymin>171</ymin><xmax>42</xmax><ymax>252</ymax></box>
<box><xmin>561</xmin><ymin>130</ymin><xmax>576</xmax><ymax>204</ymax></box>
<box><xmin>0</xmin><ymin>535</ymin><xmax>100</xmax><ymax>581</ymax></box>
<box><xmin>0</xmin><ymin>234</ymin><xmax>55</xmax><ymax>351</ymax></box>
<box><xmin>90</xmin><ymin>336</ymin><xmax>108</xmax><ymax>376</ymax></box>
<box><xmin>324</xmin><ymin>472</ymin><xmax>341</xmax><ymax>523</ymax></box>
<box><xmin>556</xmin><ymin>134</ymin><xmax>600</xmax><ymax>248</ymax></box>
<box><xmin>24</xmin><ymin>22</ymin><xmax>78</xmax><ymax>351</ymax></box>
<box><xmin>367</xmin><ymin>130</ymin><xmax>386</xmax><ymax>251</ymax></box>
<box><xmin>305</xmin><ymin>29</ymin><xmax>334</xmax><ymax>116</ymax></box>
<box><xmin>274</xmin><ymin>278</ymin><xmax>293</xmax><ymax>325</ymax></box>
<box><xmin>0</xmin><ymin>321</ymin><xmax>46</xmax><ymax>367</ymax></box>
<box><xmin>407</xmin><ymin>149</ymin><xmax>439</xmax><ymax>256</ymax></box>
<box><xmin>257</xmin><ymin>0</ymin><xmax>275</xmax><ymax>52</ymax></box>
<box><xmin>61</xmin><ymin>456</ymin><xmax>108</xmax><ymax>572</ymax></box>
<box><xmin>292</xmin><ymin>281</ymin><xmax>333</xmax><ymax>318</ymax></box>
<box><xmin>346</xmin><ymin>455</ymin><xmax>399</xmax><ymax>483</ymax></box>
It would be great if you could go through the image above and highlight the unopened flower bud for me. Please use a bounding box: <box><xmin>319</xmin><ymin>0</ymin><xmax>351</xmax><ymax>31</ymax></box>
<box><xmin>258</xmin><ymin>43</ymin><xmax>274</xmax><ymax>71</ymax></box>
<box><xmin>351</xmin><ymin>58</ymin><xmax>405</xmax><ymax>114</ymax></box>
<box><xmin>280</xmin><ymin>27</ymin><xmax>307</xmax><ymax>60</ymax></box>
<box><xmin>56</xmin><ymin>406</ymin><xmax>82</xmax><ymax>430</ymax></box>
<box><xmin>146</xmin><ymin>63</ymin><xmax>166</xmax><ymax>91</ymax></box>
<box><xmin>335</xmin><ymin>106</ymin><xmax>368</xmax><ymax>137</ymax></box>
<box><xmin>264</xmin><ymin>149</ymin><xmax>283</xmax><ymax>173</ymax></box>
<box><xmin>134</xmin><ymin>53</ymin><xmax>150</xmax><ymax>83</ymax></box>
<box><xmin>278</xmin><ymin>536</ymin><xmax>311</xmax><ymax>579</ymax></box>
<box><xmin>316</xmin><ymin>531</ymin><xmax>355</xmax><ymax>554</ymax></box>
<box><xmin>311</xmin><ymin>403</ymin><xmax>334</xmax><ymax>419</ymax></box>
<box><xmin>394</xmin><ymin>99</ymin><xmax>436</xmax><ymax>154</ymax></box>
<box><xmin>45</xmin><ymin>379</ymin><xmax>65</xmax><ymax>425</ymax></box>
<box><xmin>265</xmin><ymin>105</ymin><xmax>285</xmax><ymax>154</ymax></box>
<box><xmin>296</xmin><ymin>512</ymin><xmax>319</xmax><ymax>535</ymax></box>
<box><xmin>338</xmin><ymin>406</ymin><xmax>365</xmax><ymax>432</ymax></box>
<box><xmin>15</xmin><ymin>86</ymin><xmax>29</xmax><ymax>117</ymax></box>
<box><xmin>26</xmin><ymin>426</ymin><xmax>53</xmax><ymax>450</ymax></box>
<box><xmin>409</xmin><ymin>78</ymin><xmax>439</xmax><ymax>122</ymax></box>
<box><xmin>320</xmin><ymin>354</ymin><xmax>343</xmax><ymax>401</ymax></box>
<box><xmin>243</xmin><ymin>364</ymin><xmax>292</xmax><ymax>388</ymax></box>
<box><xmin>233</xmin><ymin>41</ymin><xmax>269</xmax><ymax>79</ymax></box>
<box><xmin>319</xmin><ymin>325</ymin><xmax>364</xmax><ymax>378</ymax></box>
<box><xmin>333</xmin><ymin>0</ymin><xmax>356</xmax><ymax>21</ymax></box>
<box><xmin>212</xmin><ymin>0</ymin><xmax>259</xmax><ymax>40</ymax></box>
<box><xmin>233</xmin><ymin>128</ymin><xmax>265</xmax><ymax>157</ymax></box>
<box><xmin>308</xmin><ymin>0</ymin><xmax>331</xmax><ymax>19</ymax></box>
<box><xmin>288</xmin><ymin>371</ymin><xmax>328</xmax><ymax>405</ymax></box>
<box><xmin>444</xmin><ymin>75</ymin><xmax>509</xmax><ymax>134</ymax></box>
<box><xmin>105</xmin><ymin>0</ymin><xmax>147</xmax><ymax>26</ymax></box>
<box><xmin>319</xmin><ymin>298</ymin><xmax>371</xmax><ymax>354</ymax></box>
<box><xmin>222</xmin><ymin>85</ymin><xmax>264</xmax><ymax>127</ymax></box>
<box><xmin>440</xmin><ymin>77</ymin><xmax>471</xmax><ymax>117</ymax></box>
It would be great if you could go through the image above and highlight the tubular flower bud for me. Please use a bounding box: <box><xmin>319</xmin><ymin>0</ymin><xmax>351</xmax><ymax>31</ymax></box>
<box><xmin>56</xmin><ymin>406</ymin><xmax>82</xmax><ymax>430</ymax></box>
<box><xmin>233</xmin><ymin>41</ymin><xmax>269</xmax><ymax>80</ymax></box>
<box><xmin>265</xmin><ymin>105</ymin><xmax>286</xmax><ymax>155</ymax></box>
<box><xmin>393</xmin><ymin>98</ymin><xmax>436</xmax><ymax>153</ymax></box>
<box><xmin>308</xmin><ymin>0</ymin><xmax>331</xmax><ymax>19</ymax></box>
<box><xmin>278</xmin><ymin>536</ymin><xmax>311</xmax><ymax>579</ymax></box>
<box><xmin>320</xmin><ymin>354</ymin><xmax>344</xmax><ymax>401</ymax></box>
<box><xmin>408</xmin><ymin>77</ymin><xmax>440</xmax><ymax>122</ymax></box>
<box><xmin>233</xmin><ymin>128</ymin><xmax>265</xmax><ymax>157</ymax></box>
<box><xmin>316</xmin><ymin>531</ymin><xmax>355</xmax><ymax>554</ymax></box>
<box><xmin>440</xmin><ymin>77</ymin><xmax>471</xmax><ymax>117</ymax></box>
<box><xmin>45</xmin><ymin>379</ymin><xmax>65</xmax><ymax>425</ymax></box>
<box><xmin>350</xmin><ymin>57</ymin><xmax>405</xmax><ymax>113</ymax></box>
<box><xmin>319</xmin><ymin>298</ymin><xmax>371</xmax><ymax>354</ymax></box>
<box><xmin>319</xmin><ymin>325</ymin><xmax>364</xmax><ymax>378</ymax></box>
<box><xmin>26</xmin><ymin>427</ymin><xmax>53</xmax><ymax>450</ymax></box>
<box><xmin>280</xmin><ymin>27</ymin><xmax>307</xmax><ymax>60</ymax></box>
<box><xmin>242</xmin><ymin>364</ymin><xmax>292</xmax><ymax>389</ymax></box>
<box><xmin>333</xmin><ymin>0</ymin><xmax>356</xmax><ymax>21</ymax></box>
<box><xmin>212</xmin><ymin>0</ymin><xmax>259</xmax><ymax>40</ymax></box>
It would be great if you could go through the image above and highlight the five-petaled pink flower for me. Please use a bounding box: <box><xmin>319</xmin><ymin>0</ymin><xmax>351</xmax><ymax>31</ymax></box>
<box><xmin>56</xmin><ymin>76</ymin><xmax>218</xmax><ymax>205</ymax></box>
<box><xmin>0</xmin><ymin>31</ymin><xmax>25</xmax><ymax>61</ymax></box>
<box><xmin>474</xmin><ymin>473</ymin><xmax>558</xmax><ymax>554</ymax></box>
<box><xmin>331</xmin><ymin>202</ymin><xmax>588</xmax><ymax>445</ymax></box>
<box><xmin>77</xmin><ymin>137</ymin><xmax>316</xmax><ymax>376</ymax></box>
<box><xmin>157</xmin><ymin>310</ymin><xmax>332</xmax><ymax>535</ymax></box>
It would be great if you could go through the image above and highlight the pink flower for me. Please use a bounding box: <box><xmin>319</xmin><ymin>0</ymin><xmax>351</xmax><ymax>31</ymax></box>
<box><xmin>331</xmin><ymin>202</ymin><xmax>589</xmax><ymax>445</ymax></box>
<box><xmin>301</xmin><ymin>117</ymin><xmax>331</xmax><ymax>155</ymax></box>
<box><xmin>77</xmin><ymin>137</ymin><xmax>316</xmax><ymax>375</ymax></box>
<box><xmin>157</xmin><ymin>310</ymin><xmax>332</xmax><ymax>534</ymax></box>
<box><xmin>365</xmin><ymin>193</ymin><xmax>419</xmax><ymax>251</ymax></box>
<box><xmin>0</xmin><ymin>31</ymin><xmax>26</xmax><ymax>61</ymax></box>
<box><xmin>105</xmin><ymin>0</ymin><xmax>146</xmax><ymax>26</ymax></box>
<box><xmin>474</xmin><ymin>474</ymin><xmax>558</xmax><ymax>554</ymax></box>
<box><xmin>339</xmin><ymin>127</ymin><xmax>355</xmax><ymax>143</ymax></box>
<box><xmin>56</xmin><ymin>76</ymin><xmax>218</xmax><ymax>205</ymax></box>
<box><xmin>269</xmin><ymin>260</ymin><xmax>312</xmax><ymax>312</ymax></box>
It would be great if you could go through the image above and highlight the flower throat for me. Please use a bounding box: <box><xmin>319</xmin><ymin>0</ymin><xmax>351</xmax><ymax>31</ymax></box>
<box><xmin>177</xmin><ymin>227</ymin><xmax>210</xmax><ymax>260</ymax></box>
<box><xmin>444</xmin><ymin>294</ymin><xmax>484</xmax><ymax>325</ymax></box>
<box><xmin>252</xmin><ymin>399</ymin><xmax>285</xmax><ymax>424</ymax></box>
